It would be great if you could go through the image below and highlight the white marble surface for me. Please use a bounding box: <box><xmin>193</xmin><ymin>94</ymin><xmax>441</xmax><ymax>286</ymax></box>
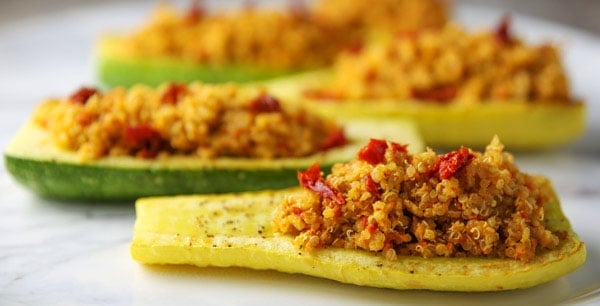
<box><xmin>1</xmin><ymin>2</ymin><xmax>599</xmax><ymax>305</ymax></box>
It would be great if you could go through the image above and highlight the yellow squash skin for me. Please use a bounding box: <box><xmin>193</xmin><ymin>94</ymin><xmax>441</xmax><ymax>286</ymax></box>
<box><xmin>263</xmin><ymin>71</ymin><xmax>586</xmax><ymax>150</ymax></box>
<box><xmin>131</xmin><ymin>179</ymin><xmax>585</xmax><ymax>292</ymax></box>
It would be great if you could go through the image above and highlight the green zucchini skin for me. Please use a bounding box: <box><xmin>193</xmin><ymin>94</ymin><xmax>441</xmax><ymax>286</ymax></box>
<box><xmin>5</xmin><ymin>155</ymin><xmax>330</xmax><ymax>202</ymax></box>
<box><xmin>98</xmin><ymin>55</ymin><xmax>299</xmax><ymax>88</ymax></box>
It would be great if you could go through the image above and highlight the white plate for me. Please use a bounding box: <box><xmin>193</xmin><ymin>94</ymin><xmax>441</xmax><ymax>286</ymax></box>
<box><xmin>0</xmin><ymin>2</ymin><xmax>599</xmax><ymax>305</ymax></box>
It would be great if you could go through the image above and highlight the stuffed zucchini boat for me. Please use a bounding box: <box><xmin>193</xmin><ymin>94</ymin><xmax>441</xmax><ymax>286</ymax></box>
<box><xmin>96</xmin><ymin>2</ymin><xmax>345</xmax><ymax>88</ymax></box>
<box><xmin>97</xmin><ymin>0</ymin><xmax>448</xmax><ymax>88</ymax></box>
<box><xmin>265</xmin><ymin>18</ymin><xmax>586</xmax><ymax>150</ymax></box>
<box><xmin>4</xmin><ymin>83</ymin><xmax>422</xmax><ymax>201</ymax></box>
<box><xmin>131</xmin><ymin>137</ymin><xmax>585</xmax><ymax>291</ymax></box>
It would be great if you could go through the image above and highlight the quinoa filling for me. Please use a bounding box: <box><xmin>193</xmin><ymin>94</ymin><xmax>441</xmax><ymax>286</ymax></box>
<box><xmin>274</xmin><ymin>137</ymin><xmax>561</xmax><ymax>263</ymax></box>
<box><xmin>119</xmin><ymin>0</ymin><xmax>447</xmax><ymax>70</ymax></box>
<box><xmin>306</xmin><ymin>17</ymin><xmax>574</xmax><ymax>104</ymax></box>
<box><xmin>122</xmin><ymin>2</ymin><xmax>347</xmax><ymax>70</ymax></box>
<box><xmin>34</xmin><ymin>83</ymin><xmax>346</xmax><ymax>161</ymax></box>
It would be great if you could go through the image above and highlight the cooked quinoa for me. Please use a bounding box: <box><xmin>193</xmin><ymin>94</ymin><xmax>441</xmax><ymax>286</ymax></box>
<box><xmin>311</xmin><ymin>0</ymin><xmax>447</xmax><ymax>35</ymax></box>
<box><xmin>274</xmin><ymin>137</ymin><xmax>561</xmax><ymax>263</ymax></box>
<box><xmin>122</xmin><ymin>2</ymin><xmax>345</xmax><ymax>70</ymax></box>
<box><xmin>309</xmin><ymin>18</ymin><xmax>573</xmax><ymax>103</ymax></box>
<box><xmin>121</xmin><ymin>0</ymin><xmax>447</xmax><ymax>70</ymax></box>
<box><xmin>34</xmin><ymin>83</ymin><xmax>346</xmax><ymax>161</ymax></box>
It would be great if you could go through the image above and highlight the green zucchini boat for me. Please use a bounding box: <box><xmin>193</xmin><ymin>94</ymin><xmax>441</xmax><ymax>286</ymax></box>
<box><xmin>131</xmin><ymin>138</ymin><xmax>585</xmax><ymax>291</ymax></box>
<box><xmin>264</xmin><ymin>20</ymin><xmax>586</xmax><ymax>150</ymax></box>
<box><xmin>96</xmin><ymin>3</ymin><xmax>342</xmax><ymax>88</ymax></box>
<box><xmin>4</xmin><ymin>83</ymin><xmax>422</xmax><ymax>201</ymax></box>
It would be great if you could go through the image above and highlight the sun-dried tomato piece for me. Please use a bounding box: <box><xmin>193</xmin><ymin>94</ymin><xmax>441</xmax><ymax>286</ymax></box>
<box><xmin>320</xmin><ymin>128</ymin><xmax>348</xmax><ymax>151</ymax></box>
<box><xmin>288</xmin><ymin>0</ymin><xmax>309</xmax><ymax>21</ymax></box>
<box><xmin>160</xmin><ymin>83</ymin><xmax>187</xmax><ymax>105</ymax></box>
<box><xmin>412</xmin><ymin>85</ymin><xmax>457</xmax><ymax>103</ymax></box>
<box><xmin>364</xmin><ymin>68</ymin><xmax>377</xmax><ymax>83</ymax></box>
<box><xmin>124</xmin><ymin>125</ymin><xmax>165</xmax><ymax>158</ymax></box>
<box><xmin>345</xmin><ymin>41</ymin><xmax>364</xmax><ymax>55</ymax></box>
<box><xmin>390</xmin><ymin>142</ymin><xmax>408</xmax><ymax>154</ymax></box>
<box><xmin>69</xmin><ymin>87</ymin><xmax>98</xmax><ymax>105</ymax></box>
<box><xmin>494</xmin><ymin>14</ymin><xmax>513</xmax><ymax>45</ymax></box>
<box><xmin>429</xmin><ymin>147</ymin><xmax>473</xmax><ymax>179</ymax></box>
<box><xmin>365</xmin><ymin>174</ymin><xmax>380</xmax><ymax>196</ymax></box>
<box><xmin>366</xmin><ymin>222</ymin><xmax>378</xmax><ymax>234</ymax></box>
<box><xmin>292</xmin><ymin>207</ymin><xmax>303</xmax><ymax>216</ymax></box>
<box><xmin>358</xmin><ymin>139</ymin><xmax>388</xmax><ymax>165</ymax></box>
<box><xmin>77</xmin><ymin>111</ymin><xmax>94</xmax><ymax>126</ymax></box>
<box><xmin>185</xmin><ymin>0</ymin><xmax>205</xmax><ymax>24</ymax></box>
<box><xmin>298</xmin><ymin>163</ymin><xmax>345</xmax><ymax>205</ymax></box>
<box><xmin>249</xmin><ymin>94</ymin><xmax>282</xmax><ymax>113</ymax></box>
<box><xmin>125</xmin><ymin>125</ymin><xmax>161</xmax><ymax>146</ymax></box>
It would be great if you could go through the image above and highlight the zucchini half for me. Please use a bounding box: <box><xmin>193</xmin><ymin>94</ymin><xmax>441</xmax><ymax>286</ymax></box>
<box><xmin>264</xmin><ymin>71</ymin><xmax>586</xmax><ymax>150</ymax></box>
<box><xmin>97</xmin><ymin>36</ymin><xmax>300</xmax><ymax>88</ymax></box>
<box><xmin>130</xmin><ymin>179</ymin><xmax>586</xmax><ymax>292</ymax></box>
<box><xmin>4</xmin><ymin>118</ymin><xmax>422</xmax><ymax>201</ymax></box>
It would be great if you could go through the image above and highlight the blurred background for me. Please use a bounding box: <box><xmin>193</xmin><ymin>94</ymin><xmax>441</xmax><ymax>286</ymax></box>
<box><xmin>1</xmin><ymin>0</ymin><xmax>599</xmax><ymax>35</ymax></box>
<box><xmin>460</xmin><ymin>0</ymin><xmax>600</xmax><ymax>35</ymax></box>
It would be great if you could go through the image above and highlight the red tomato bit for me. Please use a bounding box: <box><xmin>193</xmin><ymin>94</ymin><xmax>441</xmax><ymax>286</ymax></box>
<box><xmin>390</xmin><ymin>142</ymin><xmax>408</xmax><ymax>154</ymax></box>
<box><xmin>124</xmin><ymin>125</ymin><xmax>165</xmax><ymax>158</ymax></box>
<box><xmin>69</xmin><ymin>87</ymin><xmax>98</xmax><ymax>105</ymax></box>
<box><xmin>298</xmin><ymin>163</ymin><xmax>345</xmax><ymax>205</ymax></box>
<box><xmin>367</xmin><ymin>222</ymin><xmax>378</xmax><ymax>234</ymax></box>
<box><xmin>494</xmin><ymin>14</ymin><xmax>513</xmax><ymax>45</ymax></box>
<box><xmin>249</xmin><ymin>94</ymin><xmax>282</xmax><ymax>113</ymax></box>
<box><xmin>160</xmin><ymin>83</ymin><xmax>187</xmax><ymax>105</ymax></box>
<box><xmin>319</xmin><ymin>128</ymin><xmax>348</xmax><ymax>151</ymax></box>
<box><xmin>429</xmin><ymin>147</ymin><xmax>473</xmax><ymax>179</ymax></box>
<box><xmin>344</xmin><ymin>41</ymin><xmax>364</xmax><ymax>55</ymax></box>
<box><xmin>358</xmin><ymin>139</ymin><xmax>389</xmax><ymax>165</ymax></box>
<box><xmin>288</xmin><ymin>0</ymin><xmax>309</xmax><ymax>21</ymax></box>
<box><xmin>185</xmin><ymin>0</ymin><xmax>205</xmax><ymax>24</ymax></box>
<box><xmin>365</xmin><ymin>174</ymin><xmax>380</xmax><ymax>196</ymax></box>
<box><xmin>412</xmin><ymin>85</ymin><xmax>457</xmax><ymax>103</ymax></box>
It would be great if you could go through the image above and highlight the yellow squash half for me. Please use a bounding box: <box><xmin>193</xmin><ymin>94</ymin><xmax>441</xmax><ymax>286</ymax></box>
<box><xmin>264</xmin><ymin>71</ymin><xmax>586</xmax><ymax>150</ymax></box>
<box><xmin>131</xmin><ymin>178</ymin><xmax>585</xmax><ymax>292</ymax></box>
